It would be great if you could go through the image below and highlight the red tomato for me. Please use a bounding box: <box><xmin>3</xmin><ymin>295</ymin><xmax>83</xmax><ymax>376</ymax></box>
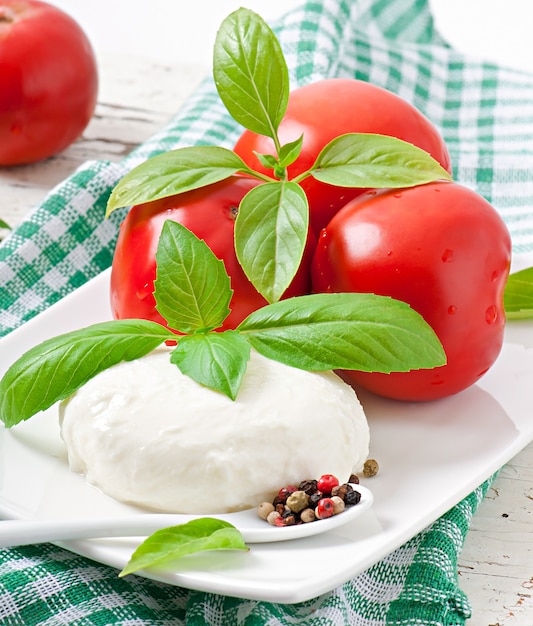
<box><xmin>0</xmin><ymin>0</ymin><xmax>98</xmax><ymax>165</ymax></box>
<box><xmin>311</xmin><ymin>182</ymin><xmax>511</xmax><ymax>401</ymax></box>
<box><xmin>111</xmin><ymin>176</ymin><xmax>316</xmax><ymax>331</ymax></box>
<box><xmin>234</xmin><ymin>78</ymin><xmax>452</xmax><ymax>236</ymax></box>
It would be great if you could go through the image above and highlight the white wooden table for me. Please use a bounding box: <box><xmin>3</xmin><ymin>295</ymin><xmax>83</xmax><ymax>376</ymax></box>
<box><xmin>1</xmin><ymin>52</ymin><xmax>532</xmax><ymax>626</ymax></box>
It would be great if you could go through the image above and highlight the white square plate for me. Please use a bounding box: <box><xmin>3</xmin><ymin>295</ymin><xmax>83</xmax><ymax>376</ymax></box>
<box><xmin>1</xmin><ymin>267</ymin><xmax>532</xmax><ymax>603</ymax></box>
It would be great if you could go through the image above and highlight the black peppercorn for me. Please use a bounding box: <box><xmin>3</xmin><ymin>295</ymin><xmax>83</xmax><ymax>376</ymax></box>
<box><xmin>345</xmin><ymin>489</ymin><xmax>362</xmax><ymax>506</ymax></box>
<box><xmin>331</xmin><ymin>483</ymin><xmax>353</xmax><ymax>500</ymax></box>
<box><xmin>308</xmin><ymin>491</ymin><xmax>323</xmax><ymax>508</ymax></box>
<box><xmin>281</xmin><ymin>511</ymin><xmax>298</xmax><ymax>525</ymax></box>
<box><xmin>298</xmin><ymin>479</ymin><xmax>318</xmax><ymax>495</ymax></box>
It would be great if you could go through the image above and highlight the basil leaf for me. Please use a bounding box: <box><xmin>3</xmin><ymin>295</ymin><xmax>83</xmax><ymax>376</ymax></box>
<box><xmin>235</xmin><ymin>182</ymin><xmax>308</xmax><ymax>304</ymax></box>
<box><xmin>106</xmin><ymin>146</ymin><xmax>247</xmax><ymax>215</ymax></box>
<box><xmin>504</xmin><ymin>267</ymin><xmax>533</xmax><ymax>319</ymax></box>
<box><xmin>170</xmin><ymin>331</ymin><xmax>250</xmax><ymax>400</ymax></box>
<box><xmin>306</xmin><ymin>133</ymin><xmax>452</xmax><ymax>188</ymax></box>
<box><xmin>238</xmin><ymin>293</ymin><xmax>446</xmax><ymax>373</ymax></box>
<box><xmin>255</xmin><ymin>153</ymin><xmax>279</xmax><ymax>169</ymax></box>
<box><xmin>120</xmin><ymin>518</ymin><xmax>248</xmax><ymax>578</ymax></box>
<box><xmin>0</xmin><ymin>320</ymin><xmax>173</xmax><ymax>427</ymax></box>
<box><xmin>213</xmin><ymin>8</ymin><xmax>289</xmax><ymax>139</ymax></box>
<box><xmin>0</xmin><ymin>218</ymin><xmax>11</xmax><ymax>230</ymax></box>
<box><xmin>155</xmin><ymin>221</ymin><xmax>233</xmax><ymax>333</ymax></box>
<box><xmin>278</xmin><ymin>135</ymin><xmax>304</xmax><ymax>168</ymax></box>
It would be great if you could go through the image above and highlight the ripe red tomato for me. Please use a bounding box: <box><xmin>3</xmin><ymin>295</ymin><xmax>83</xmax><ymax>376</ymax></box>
<box><xmin>312</xmin><ymin>181</ymin><xmax>512</xmax><ymax>401</ymax></box>
<box><xmin>111</xmin><ymin>176</ymin><xmax>316</xmax><ymax>331</ymax></box>
<box><xmin>234</xmin><ymin>78</ymin><xmax>452</xmax><ymax>236</ymax></box>
<box><xmin>0</xmin><ymin>0</ymin><xmax>98</xmax><ymax>165</ymax></box>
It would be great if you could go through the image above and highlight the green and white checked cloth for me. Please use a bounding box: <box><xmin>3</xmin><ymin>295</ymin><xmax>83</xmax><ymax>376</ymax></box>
<box><xmin>1</xmin><ymin>0</ymin><xmax>532</xmax><ymax>624</ymax></box>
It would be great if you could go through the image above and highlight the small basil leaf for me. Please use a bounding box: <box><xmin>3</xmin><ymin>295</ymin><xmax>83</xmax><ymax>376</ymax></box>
<box><xmin>170</xmin><ymin>331</ymin><xmax>250</xmax><ymax>400</ymax></box>
<box><xmin>119</xmin><ymin>518</ymin><xmax>248</xmax><ymax>578</ymax></box>
<box><xmin>0</xmin><ymin>320</ymin><xmax>174</xmax><ymax>427</ymax></box>
<box><xmin>306</xmin><ymin>133</ymin><xmax>452</xmax><ymax>188</ymax></box>
<box><xmin>213</xmin><ymin>8</ymin><xmax>289</xmax><ymax>139</ymax></box>
<box><xmin>235</xmin><ymin>182</ymin><xmax>308</xmax><ymax>304</ymax></box>
<box><xmin>106</xmin><ymin>147</ymin><xmax>247</xmax><ymax>215</ymax></box>
<box><xmin>278</xmin><ymin>135</ymin><xmax>304</xmax><ymax>168</ymax></box>
<box><xmin>504</xmin><ymin>267</ymin><xmax>533</xmax><ymax>319</ymax></box>
<box><xmin>238</xmin><ymin>293</ymin><xmax>446</xmax><ymax>373</ymax></box>
<box><xmin>155</xmin><ymin>221</ymin><xmax>232</xmax><ymax>333</ymax></box>
<box><xmin>255</xmin><ymin>153</ymin><xmax>279</xmax><ymax>169</ymax></box>
<box><xmin>0</xmin><ymin>218</ymin><xmax>11</xmax><ymax>230</ymax></box>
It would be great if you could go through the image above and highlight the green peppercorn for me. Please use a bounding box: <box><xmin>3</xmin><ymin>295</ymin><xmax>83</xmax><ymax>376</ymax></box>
<box><xmin>363</xmin><ymin>459</ymin><xmax>379</xmax><ymax>477</ymax></box>
<box><xmin>286</xmin><ymin>490</ymin><xmax>309</xmax><ymax>513</ymax></box>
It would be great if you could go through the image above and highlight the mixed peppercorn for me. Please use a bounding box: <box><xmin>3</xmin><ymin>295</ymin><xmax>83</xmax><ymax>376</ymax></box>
<box><xmin>257</xmin><ymin>472</ymin><xmax>365</xmax><ymax>527</ymax></box>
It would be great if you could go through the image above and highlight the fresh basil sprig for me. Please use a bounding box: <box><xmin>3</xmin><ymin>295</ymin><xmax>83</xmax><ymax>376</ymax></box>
<box><xmin>119</xmin><ymin>518</ymin><xmax>248</xmax><ymax>578</ymax></box>
<box><xmin>504</xmin><ymin>267</ymin><xmax>533</xmax><ymax>319</ymax></box>
<box><xmin>0</xmin><ymin>220</ymin><xmax>446</xmax><ymax>427</ymax></box>
<box><xmin>105</xmin><ymin>8</ymin><xmax>451</xmax><ymax>304</ymax></box>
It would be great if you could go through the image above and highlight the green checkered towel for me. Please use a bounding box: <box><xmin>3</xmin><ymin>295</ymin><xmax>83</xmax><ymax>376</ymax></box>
<box><xmin>1</xmin><ymin>0</ymin><xmax>532</xmax><ymax>624</ymax></box>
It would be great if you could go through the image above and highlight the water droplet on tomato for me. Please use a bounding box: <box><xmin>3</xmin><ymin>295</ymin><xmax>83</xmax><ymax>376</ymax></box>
<box><xmin>366</xmin><ymin>190</ymin><xmax>377</xmax><ymax>196</ymax></box>
<box><xmin>393</xmin><ymin>192</ymin><xmax>402</xmax><ymax>198</ymax></box>
<box><xmin>448</xmin><ymin>305</ymin><xmax>457</xmax><ymax>315</ymax></box>
<box><xmin>485</xmin><ymin>305</ymin><xmax>498</xmax><ymax>324</ymax></box>
<box><xmin>491</xmin><ymin>270</ymin><xmax>499</xmax><ymax>282</ymax></box>
<box><xmin>136</xmin><ymin>283</ymin><xmax>152</xmax><ymax>300</ymax></box>
<box><xmin>441</xmin><ymin>249</ymin><xmax>454</xmax><ymax>263</ymax></box>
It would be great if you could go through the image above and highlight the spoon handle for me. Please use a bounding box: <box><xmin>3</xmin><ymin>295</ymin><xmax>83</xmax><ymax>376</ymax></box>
<box><xmin>0</xmin><ymin>515</ymin><xmax>189</xmax><ymax>547</ymax></box>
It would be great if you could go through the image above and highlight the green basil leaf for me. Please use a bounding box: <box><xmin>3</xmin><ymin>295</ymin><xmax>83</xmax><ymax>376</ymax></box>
<box><xmin>170</xmin><ymin>331</ymin><xmax>250</xmax><ymax>399</ymax></box>
<box><xmin>0</xmin><ymin>218</ymin><xmax>11</xmax><ymax>230</ymax></box>
<box><xmin>120</xmin><ymin>518</ymin><xmax>248</xmax><ymax>578</ymax></box>
<box><xmin>235</xmin><ymin>182</ymin><xmax>308</xmax><ymax>304</ymax></box>
<box><xmin>238</xmin><ymin>293</ymin><xmax>446</xmax><ymax>373</ymax></box>
<box><xmin>278</xmin><ymin>135</ymin><xmax>304</xmax><ymax>169</ymax></box>
<box><xmin>106</xmin><ymin>146</ymin><xmax>247</xmax><ymax>215</ymax></box>
<box><xmin>213</xmin><ymin>8</ymin><xmax>289</xmax><ymax>139</ymax></box>
<box><xmin>306</xmin><ymin>133</ymin><xmax>452</xmax><ymax>188</ymax></box>
<box><xmin>0</xmin><ymin>320</ymin><xmax>174</xmax><ymax>427</ymax></box>
<box><xmin>155</xmin><ymin>221</ymin><xmax>233</xmax><ymax>333</ymax></box>
<box><xmin>255</xmin><ymin>153</ymin><xmax>279</xmax><ymax>169</ymax></box>
<box><xmin>504</xmin><ymin>267</ymin><xmax>533</xmax><ymax>319</ymax></box>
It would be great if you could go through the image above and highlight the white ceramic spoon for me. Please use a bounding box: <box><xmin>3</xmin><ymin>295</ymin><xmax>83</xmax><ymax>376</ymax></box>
<box><xmin>0</xmin><ymin>484</ymin><xmax>373</xmax><ymax>546</ymax></box>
